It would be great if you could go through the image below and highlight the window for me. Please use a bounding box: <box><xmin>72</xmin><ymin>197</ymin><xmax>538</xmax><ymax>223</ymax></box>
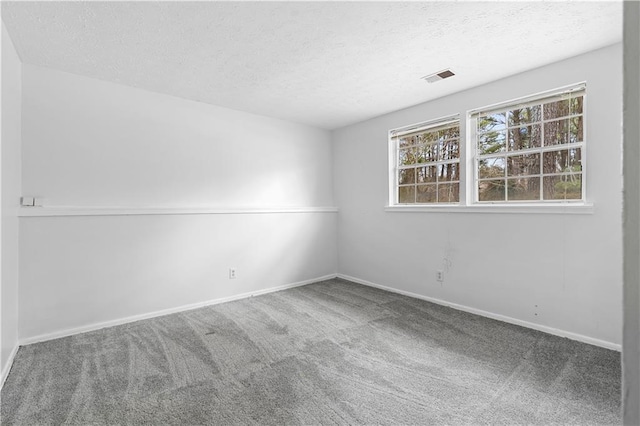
<box><xmin>387</xmin><ymin>83</ymin><xmax>587</xmax><ymax>210</ymax></box>
<box><xmin>389</xmin><ymin>116</ymin><xmax>460</xmax><ymax>204</ymax></box>
<box><xmin>470</xmin><ymin>84</ymin><xmax>585</xmax><ymax>203</ymax></box>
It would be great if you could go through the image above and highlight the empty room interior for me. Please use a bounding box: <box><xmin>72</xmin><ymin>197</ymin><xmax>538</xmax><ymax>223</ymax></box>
<box><xmin>1</xmin><ymin>1</ymin><xmax>639</xmax><ymax>425</ymax></box>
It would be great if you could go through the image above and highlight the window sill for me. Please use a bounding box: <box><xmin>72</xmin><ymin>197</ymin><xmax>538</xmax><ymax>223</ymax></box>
<box><xmin>385</xmin><ymin>203</ymin><xmax>594</xmax><ymax>214</ymax></box>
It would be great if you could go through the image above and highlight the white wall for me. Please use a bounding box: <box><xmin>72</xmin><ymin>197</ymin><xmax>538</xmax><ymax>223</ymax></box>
<box><xmin>19</xmin><ymin>213</ymin><xmax>336</xmax><ymax>341</ymax></box>
<box><xmin>21</xmin><ymin>65</ymin><xmax>333</xmax><ymax>208</ymax></box>
<box><xmin>623</xmin><ymin>2</ymin><xmax>640</xmax><ymax>422</ymax></box>
<box><xmin>19</xmin><ymin>65</ymin><xmax>337</xmax><ymax>341</ymax></box>
<box><xmin>1</xmin><ymin>21</ymin><xmax>21</xmax><ymax>382</ymax></box>
<box><xmin>333</xmin><ymin>44</ymin><xmax>623</xmax><ymax>348</ymax></box>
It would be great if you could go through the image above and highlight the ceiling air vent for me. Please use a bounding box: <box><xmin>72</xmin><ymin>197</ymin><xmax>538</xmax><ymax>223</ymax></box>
<box><xmin>422</xmin><ymin>69</ymin><xmax>455</xmax><ymax>83</ymax></box>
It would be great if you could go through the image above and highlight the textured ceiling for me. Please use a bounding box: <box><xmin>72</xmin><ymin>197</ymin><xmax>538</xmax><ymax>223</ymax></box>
<box><xmin>1</xmin><ymin>1</ymin><xmax>622</xmax><ymax>129</ymax></box>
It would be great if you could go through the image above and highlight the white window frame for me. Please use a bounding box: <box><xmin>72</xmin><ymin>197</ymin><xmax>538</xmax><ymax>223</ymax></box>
<box><xmin>386</xmin><ymin>83</ymin><xmax>593</xmax><ymax>214</ymax></box>
<box><xmin>388</xmin><ymin>114</ymin><xmax>461</xmax><ymax>206</ymax></box>
<box><xmin>468</xmin><ymin>83</ymin><xmax>587</xmax><ymax>205</ymax></box>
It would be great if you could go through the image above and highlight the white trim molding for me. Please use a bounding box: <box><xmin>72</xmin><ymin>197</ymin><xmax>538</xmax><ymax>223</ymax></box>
<box><xmin>19</xmin><ymin>274</ymin><xmax>338</xmax><ymax>346</ymax></box>
<box><xmin>337</xmin><ymin>273</ymin><xmax>620</xmax><ymax>352</ymax></box>
<box><xmin>1</xmin><ymin>344</ymin><xmax>20</xmax><ymax>390</ymax></box>
<box><xmin>18</xmin><ymin>206</ymin><xmax>339</xmax><ymax>217</ymax></box>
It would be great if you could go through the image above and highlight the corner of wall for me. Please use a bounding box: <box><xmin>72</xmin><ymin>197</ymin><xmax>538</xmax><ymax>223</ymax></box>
<box><xmin>622</xmin><ymin>1</ymin><xmax>640</xmax><ymax>423</ymax></box>
<box><xmin>1</xmin><ymin>18</ymin><xmax>23</xmax><ymax>389</ymax></box>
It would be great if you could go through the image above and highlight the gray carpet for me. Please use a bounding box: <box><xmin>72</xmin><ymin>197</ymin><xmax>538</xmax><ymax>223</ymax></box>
<box><xmin>1</xmin><ymin>278</ymin><xmax>620</xmax><ymax>425</ymax></box>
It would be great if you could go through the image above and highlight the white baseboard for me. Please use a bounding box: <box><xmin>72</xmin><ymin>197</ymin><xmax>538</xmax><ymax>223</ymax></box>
<box><xmin>18</xmin><ymin>272</ymin><xmax>620</xmax><ymax>352</ymax></box>
<box><xmin>19</xmin><ymin>274</ymin><xmax>338</xmax><ymax>346</ymax></box>
<box><xmin>337</xmin><ymin>273</ymin><xmax>621</xmax><ymax>352</ymax></box>
<box><xmin>1</xmin><ymin>344</ymin><xmax>19</xmax><ymax>390</ymax></box>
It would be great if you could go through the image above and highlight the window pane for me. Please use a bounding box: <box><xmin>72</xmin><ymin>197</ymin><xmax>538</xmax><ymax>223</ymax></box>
<box><xmin>570</xmin><ymin>116</ymin><xmax>584</xmax><ymax>143</ymax></box>
<box><xmin>507</xmin><ymin>153</ymin><xmax>540</xmax><ymax>177</ymax></box>
<box><xmin>478</xmin><ymin>157</ymin><xmax>506</xmax><ymax>179</ymax></box>
<box><xmin>507</xmin><ymin>177</ymin><xmax>541</xmax><ymax>201</ymax></box>
<box><xmin>438</xmin><ymin>183</ymin><xmax>459</xmax><ymax>203</ymax></box>
<box><xmin>437</xmin><ymin>163</ymin><xmax>459</xmax><ymax>182</ymax></box>
<box><xmin>417</xmin><ymin>131</ymin><xmax>439</xmax><ymax>145</ymax></box>
<box><xmin>417</xmin><ymin>166</ymin><xmax>437</xmax><ymax>183</ymax></box>
<box><xmin>478</xmin><ymin>131</ymin><xmax>506</xmax><ymax>155</ymax></box>
<box><xmin>543</xmin><ymin>148</ymin><xmax>582</xmax><ymax>174</ymax></box>
<box><xmin>416</xmin><ymin>184</ymin><xmax>436</xmax><ymax>203</ymax></box>
<box><xmin>398</xmin><ymin>129</ymin><xmax>441</xmax><ymax>147</ymax></box>
<box><xmin>398</xmin><ymin>135</ymin><xmax>415</xmax><ymax>148</ymax></box>
<box><xmin>544</xmin><ymin>99</ymin><xmax>571</xmax><ymax>120</ymax></box>
<box><xmin>508</xmin><ymin>124</ymin><xmax>541</xmax><ymax>151</ymax></box>
<box><xmin>440</xmin><ymin>127</ymin><xmax>460</xmax><ymax>140</ymax></box>
<box><xmin>543</xmin><ymin>119</ymin><xmax>570</xmax><ymax>146</ymax></box>
<box><xmin>478</xmin><ymin>113</ymin><xmax>506</xmax><ymax>133</ymax></box>
<box><xmin>392</xmin><ymin>118</ymin><xmax>461</xmax><ymax>207</ymax></box>
<box><xmin>398</xmin><ymin>186</ymin><xmax>416</xmax><ymax>203</ymax></box>
<box><xmin>571</xmin><ymin>96</ymin><xmax>584</xmax><ymax>115</ymax></box>
<box><xmin>439</xmin><ymin>139</ymin><xmax>459</xmax><ymax>160</ymax></box>
<box><xmin>398</xmin><ymin>168</ymin><xmax>416</xmax><ymax>185</ymax></box>
<box><xmin>478</xmin><ymin>179</ymin><xmax>506</xmax><ymax>201</ymax></box>
<box><xmin>508</xmin><ymin>105</ymin><xmax>541</xmax><ymax>126</ymax></box>
<box><xmin>416</xmin><ymin>143</ymin><xmax>438</xmax><ymax>164</ymax></box>
<box><xmin>472</xmin><ymin>87</ymin><xmax>584</xmax><ymax>205</ymax></box>
<box><xmin>543</xmin><ymin>175</ymin><xmax>582</xmax><ymax>200</ymax></box>
<box><xmin>399</xmin><ymin>147</ymin><xmax>417</xmax><ymax>165</ymax></box>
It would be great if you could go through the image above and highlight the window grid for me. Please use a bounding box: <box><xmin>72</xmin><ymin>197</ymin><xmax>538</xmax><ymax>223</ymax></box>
<box><xmin>392</xmin><ymin>119</ymin><xmax>461</xmax><ymax>205</ymax></box>
<box><xmin>387</xmin><ymin>84</ymin><xmax>586</xmax><ymax>208</ymax></box>
<box><xmin>473</xmin><ymin>90</ymin><xmax>585</xmax><ymax>203</ymax></box>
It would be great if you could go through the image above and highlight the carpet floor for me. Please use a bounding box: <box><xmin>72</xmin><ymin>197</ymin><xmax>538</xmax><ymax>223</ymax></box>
<box><xmin>1</xmin><ymin>278</ymin><xmax>621</xmax><ymax>425</ymax></box>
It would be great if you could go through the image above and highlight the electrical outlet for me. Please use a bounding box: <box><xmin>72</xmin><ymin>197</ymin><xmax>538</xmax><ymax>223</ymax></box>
<box><xmin>436</xmin><ymin>270</ymin><xmax>444</xmax><ymax>282</ymax></box>
<box><xmin>229</xmin><ymin>268</ymin><xmax>237</xmax><ymax>279</ymax></box>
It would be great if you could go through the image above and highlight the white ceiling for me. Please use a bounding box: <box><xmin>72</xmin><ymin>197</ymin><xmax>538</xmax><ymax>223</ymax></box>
<box><xmin>2</xmin><ymin>1</ymin><xmax>622</xmax><ymax>130</ymax></box>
